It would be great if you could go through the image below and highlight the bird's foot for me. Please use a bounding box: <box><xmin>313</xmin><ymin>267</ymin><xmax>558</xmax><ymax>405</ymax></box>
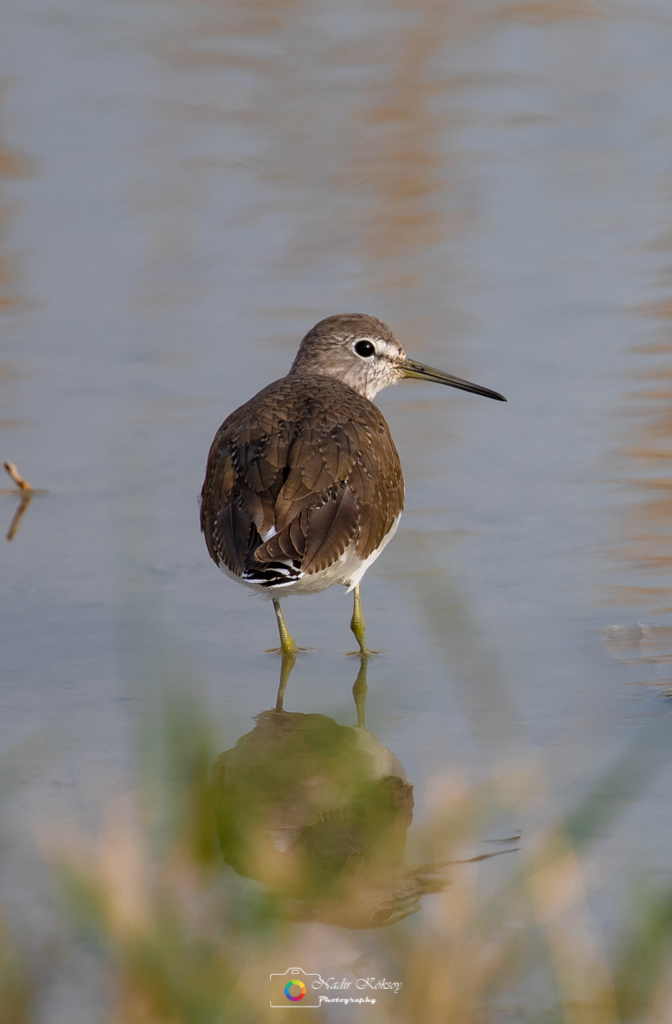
<box><xmin>346</xmin><ymin>647</ymin><xmax>381</xmax><ymax>657</ymax></box>
<box><xmin>265</xmin><ymin>645</ymin><xmax>312</xmax><ymax>655</ymax></box>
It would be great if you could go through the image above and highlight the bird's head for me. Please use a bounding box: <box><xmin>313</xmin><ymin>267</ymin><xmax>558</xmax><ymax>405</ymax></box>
<box><xmin>289</xmin><ymin>313</ymin><xmax>506</xmax><ymax>402</ymax></box>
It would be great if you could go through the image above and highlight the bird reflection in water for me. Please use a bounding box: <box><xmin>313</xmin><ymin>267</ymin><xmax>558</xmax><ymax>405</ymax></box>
<box><xmin>213</xmin><ymin>653</ymin><xmax>515</xmax><ymax>929</ymax></box>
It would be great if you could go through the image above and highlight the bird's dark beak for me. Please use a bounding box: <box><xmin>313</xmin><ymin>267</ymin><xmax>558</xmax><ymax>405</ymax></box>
<box><xmin>401</xmin><ymin>359</ymin><xmax>506</xmax><ymax>402</ymax></box>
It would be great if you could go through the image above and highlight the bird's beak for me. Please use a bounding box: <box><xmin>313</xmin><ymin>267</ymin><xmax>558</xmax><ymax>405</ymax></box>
<box><xmin>401</xmin><ymin>359</ymin><xmax>506</xmax><ymax>402</ymax></box>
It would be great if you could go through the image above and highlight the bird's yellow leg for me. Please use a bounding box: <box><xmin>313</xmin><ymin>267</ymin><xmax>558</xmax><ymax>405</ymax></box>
<box><xmin>348</xmin><ymin>584</ymin><xmax>379</xmax><ymax>656</ymax></box>
<box><xmin>275</xmin><ymin>649</ymin><xmax>296</xmax><ymax>711</ymax></box>
<box><xmin>352</xmin><ymin>652</ymin><xmax>368</xmax><ymax>729</ymax></box>
<box><xmin>271</xmin><ymin>599</ymin><xmax>297</xmax><ymax>659</ymax></box>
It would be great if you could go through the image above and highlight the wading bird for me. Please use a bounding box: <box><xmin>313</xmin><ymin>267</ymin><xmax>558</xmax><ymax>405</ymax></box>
<box><xmin>201</xmin><ymin>314</ymin><xmax>505</xmax><ymax>657</ymax></box>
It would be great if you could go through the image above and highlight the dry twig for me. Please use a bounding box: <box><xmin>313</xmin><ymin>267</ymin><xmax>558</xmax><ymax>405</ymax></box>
<box><xmin>3</xmin><ymin>461</ymin><xmax>33</xmax><ymax>492</ymax></box>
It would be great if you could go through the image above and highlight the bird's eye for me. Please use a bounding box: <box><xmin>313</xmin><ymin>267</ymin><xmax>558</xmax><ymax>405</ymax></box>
<box><xmin>354</xmin><ymin>339</ymin><xmax>375</xmax><ymax>358</ymax></box>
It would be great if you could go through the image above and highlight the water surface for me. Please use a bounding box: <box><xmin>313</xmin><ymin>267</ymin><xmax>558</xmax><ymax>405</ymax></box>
<box><xmin>2</xmin><ymin>0</ymin><xmax>672</xmax><ymax>1016</ymax></box>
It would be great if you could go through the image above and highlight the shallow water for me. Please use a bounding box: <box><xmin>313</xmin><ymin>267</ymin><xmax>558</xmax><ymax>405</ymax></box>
<box><xmin>2</xmin><ymin>0</ymin><xmax>672</xmax><ymax>1016</ymax></box>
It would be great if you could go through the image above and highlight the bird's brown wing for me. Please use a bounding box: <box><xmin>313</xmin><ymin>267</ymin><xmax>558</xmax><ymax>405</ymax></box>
<box><xmin>200</xmin><ymin>375</ymin><xmax>404</xmax><ymax>578</ymax></box>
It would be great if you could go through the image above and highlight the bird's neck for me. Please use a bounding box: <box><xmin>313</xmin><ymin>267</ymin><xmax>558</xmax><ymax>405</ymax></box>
<box><xmin>288</xmin><ymin>364</ymin><xmax>385</xmax><ymax>402</ymax></box>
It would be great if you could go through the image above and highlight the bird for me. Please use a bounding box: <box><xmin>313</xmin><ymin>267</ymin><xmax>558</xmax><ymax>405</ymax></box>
<box><xmin>200</xmin><ymin>314</ymin><xmax>505</xmax><ymax>659</ymax></box>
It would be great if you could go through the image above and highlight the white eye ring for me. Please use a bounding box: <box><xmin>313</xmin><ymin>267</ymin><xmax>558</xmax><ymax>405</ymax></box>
<box><xmin>354</xmin><ymin>339</ymin><xmax>376</xmax><ymax>358</ymax></box>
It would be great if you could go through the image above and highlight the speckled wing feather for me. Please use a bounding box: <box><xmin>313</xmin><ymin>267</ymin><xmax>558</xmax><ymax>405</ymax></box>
<box><xmin>200</xmin><ymin>374</ymin><xmax>405</xmax><ymax>583</ymax></box>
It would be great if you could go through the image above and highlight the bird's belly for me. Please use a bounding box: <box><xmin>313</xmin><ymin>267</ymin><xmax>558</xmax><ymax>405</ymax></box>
<box><xmin>217</xmin><ymin>515</ymin><xmax>401</xmax><ymax>600</ymax></box>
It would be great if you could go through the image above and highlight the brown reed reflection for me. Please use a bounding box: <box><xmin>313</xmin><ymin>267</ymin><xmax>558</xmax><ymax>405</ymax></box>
<box><xmin>0</xmin><ymin>87</ymin><xmax>30</xmax><ymax>478</ymax></box>
<box><xmin>0</xmin><ymin>85</ymin><xmax>29</xmax><ymax>312</ymax></box>
<box><xmin>602</xmin><ymin>154</ymin><xmax>672</xmax><ymax>693</ymax></box>
<box><xmin>496</xmin><ymin>0</ymin><xmax>603</xmax><ymax>23</ymax></box>
<box><xmin>612</xmin><ymin>260</ymin><xmax>672</xmax><ymax>615</ymax></box>
<box><xmin>132</xmin><ymin>0</ymin><xmax>490</xmax><ymax>326</ymax></box>
<box><xmin>345</xmin><ymin>1</ymin><xmax>455</xmax><ymax>276</ymax></box>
